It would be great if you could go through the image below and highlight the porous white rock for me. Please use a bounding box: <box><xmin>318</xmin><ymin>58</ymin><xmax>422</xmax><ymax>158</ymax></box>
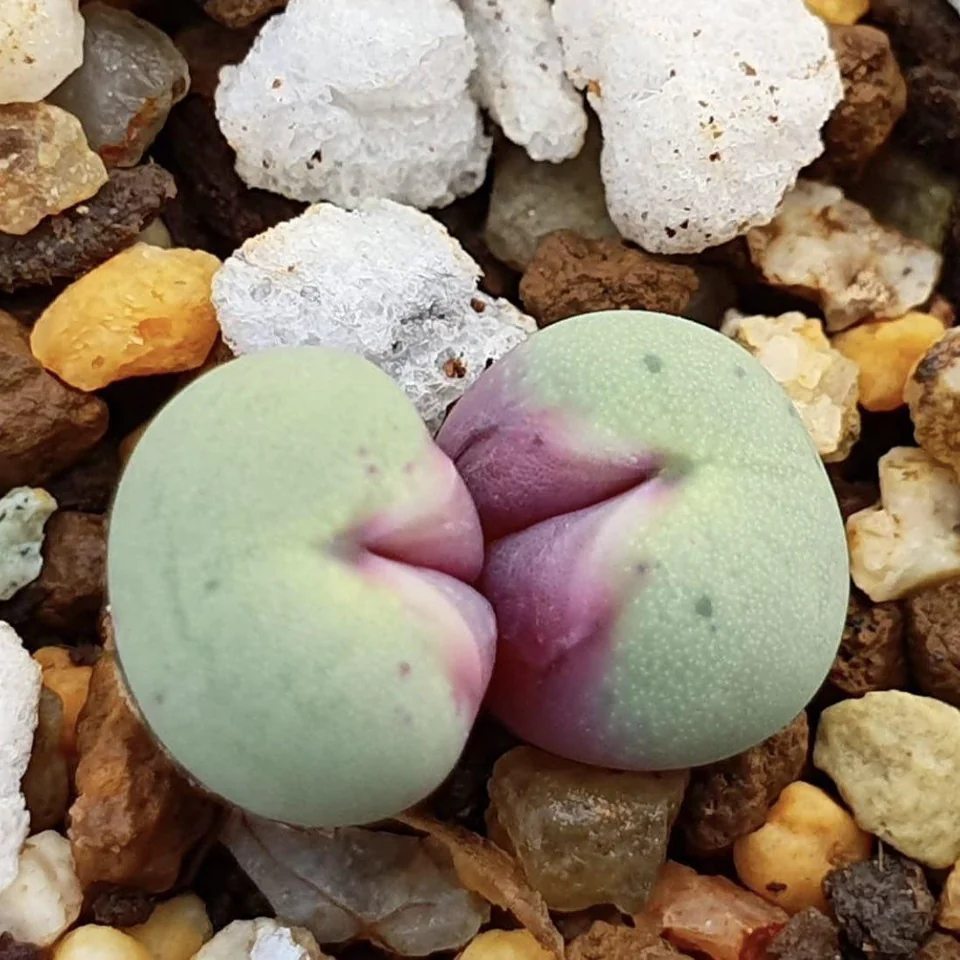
<box><xmin>0</xmin><ymin>831</ymin><xmax>83</xmax><ymax>946</ymax></box>
<box><xmin>0</xmin><ymin>0</ymin><xmax>85</xmax><ymax>105</ymax></box>
<box><xmin>552</xmin><ymin>0</ymin><xmax>843</xmax><ymax>254</ymax></box>
<box><xmin>748</xmin><ymin>180</ymin><xmax>943</xmax><ymax>331</ymax></box>
<box><xmin>458</xmin><ymin>0</ymin><xmax>586</xmax><ymax>162</ymax></box>
<box><xmin>0</xmin><ymin>487</ymin><xmax>57</xmax><ymax>601</ymax></box>
<box><xmin>213</xmin><ymin>200</ymin><xmax>535</xmax><ymax>433</ymax></box>
<box><xmin>215</xmin><ymin>0</ymin><xmax>491</xmax><ymax>209</ymax></box>
<box><xmin>194</xmin><ymin>919</ymin><xmax>325</xmax><ymax>960</ymax></box>
<box><xmin>0</xmin><ymin>622</ymin><xmax>42</xmax><ymax>893</ymax></box>
<box><xmin>847</xmin><ymin>446</ymin><xmax>960</xmax><ymax>602</ymax></box>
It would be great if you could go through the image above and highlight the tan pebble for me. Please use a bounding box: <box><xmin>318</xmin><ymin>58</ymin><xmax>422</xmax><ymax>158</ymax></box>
<box><xmin>33</xmin><ymin>647</ymin><xmax>93</xmax><ymax>757</ymax></box>
<box><xmin>54</xmin><ymin>925</ymin><xmax>153</xmax><ymax>959</ymax></box>
<box><xmin>733</xmin><ymin>781</ymin><xmax>872</xmax><ymax>914</ymax></box>
<box><xmin>804</xmin><ymin>0</ymin><xmax>869</xmax><ymax>24</ymax></box>
<box><xmin>125</xmin><ymin>893</ymin><xmax>213</xmax><ymax>960</ymax></box>
<box><xmin>30</xmin><ymin>244</ymin><xmax>222</xmax><ymax>391</ymax></box>
<box><xmin>938</xmin><ymin>862</ymin><xmax>960</xmax><ymax>933</ymax></box>
<box><xmin>905</xmin><ymin>328</ymin><xmax>960</xmax><ymax>479</ymax></box>
<box><xmin>460</xmin><ymin>930</ymin><xmax>555</xmax><ymax>960</ymax></box>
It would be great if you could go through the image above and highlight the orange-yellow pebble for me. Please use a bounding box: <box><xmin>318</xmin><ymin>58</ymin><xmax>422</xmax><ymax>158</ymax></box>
<box><xmin>832</xmin><ymin>312</ymin><xmax>947</xmax><ymax>413</ymax></box>
<box><xmin>459</xmin><ymin>931</ymin><xmax>555</xmax><ymax>960</ymax></box>
<box><xmin>125</xmin><ymin>894</ymin><xmax>213</xmax><ymax>960</ymax></box>
<box><xmin>733</xmin><ymin>781</ymin><xmax>872</xmax><ymax>915</ymax></box>
<box><xmin>30</xmin><ymin>243</ymin><xmax>222</xmax><ymax>392</ymax></box>
<box><xmin>803</xmin><ymin>0</ymin><xmax>869</xmax><ymax>25</ymax></box>
<box><xmin>53</xmin><ymin>925</ymin><xmax>152</xmax><ymax>960</ymax></box>
<box><xmin>33</xmin><ymin>647</ymin><xmax>93</xmax><ymax>756</ymax></box>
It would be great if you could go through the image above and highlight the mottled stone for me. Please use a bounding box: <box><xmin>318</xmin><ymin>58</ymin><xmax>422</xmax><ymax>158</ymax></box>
<box><xmin>829</xmin><ymin>589</ymin><xmax>907</xmax><ymax>695</ymax></box>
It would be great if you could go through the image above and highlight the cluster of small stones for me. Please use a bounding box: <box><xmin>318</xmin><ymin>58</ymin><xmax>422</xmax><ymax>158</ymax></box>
<box><xmin>1</xmin><ymin>0</ymin><xmax>960</xmax><ymax>958</ymax></box>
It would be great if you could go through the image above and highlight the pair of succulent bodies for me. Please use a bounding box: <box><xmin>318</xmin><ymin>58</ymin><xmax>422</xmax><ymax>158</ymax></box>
<box><xmin>108</xmin><ymin>310</ymin><xmax>849</xmax><ymax>828</ymax></box>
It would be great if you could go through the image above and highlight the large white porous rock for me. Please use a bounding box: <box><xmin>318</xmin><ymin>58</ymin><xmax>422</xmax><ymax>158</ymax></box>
<box><xmin>215</xmin><ymin>0</ymin><xmax>490</xmax><ymax>209</ymax></box>
<box><xmin>212</xmin><ymin>200</ymin><xmax>534</xmax><ymax>433</ymax></box>
<box><xmin>0</xmin><ymin>622</ymin><xmax>42</xmax><ymax>893</ymax></box>
<box><xmin>552</xmin><ymin>0</ymin><xmax>843</xmax><ymax>254</ymax></box>
<box><xmin>814</xmin><ymin>691</ymin><xmax>960</xmax><ymax>868</ymax></box>
<box><xmin>194</xmin><ymin>919</ymin><xmax>325</xmax><ymax>960</ymax></box>
<box><xmin>458</xmin><ymin>0</ymin><xmax>587</xmax><ymax>162</ymax></box>
<box><xmin>0</xmin><ymin>0</ymin><xmax>85</xmax><ymax>105</ymax></box>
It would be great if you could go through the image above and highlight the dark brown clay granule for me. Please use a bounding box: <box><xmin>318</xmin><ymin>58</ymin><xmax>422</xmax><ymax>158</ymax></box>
<box><xmin>0</xmin><ymin>164</ymin><xmax>176</xmax><ymax>294</ymax></box>
<box><xmin>0</xmin><ymin>512</ymin><xmax>106</xmax><ymax>646</ymax></box>
<box><xmin>0</xmin><ymin>934</ymin><xmax>41</xmax><ymax>960</ymax></box>
<box><xmin>906</xmin><ymin>579</ymin><xmax>960</xmax><ymax>707</ymax></box>
<box><xmin>824</xmin><ymin>854</ymin><xmax>935</xmax><ymax>958</ymax></box>
<box><xmin>0</xmin><ymin>310</ymin><xmax>108</xmax><ymax>489</ymax></box>
<box><xmin>898</xmin><ymin>66</ymin><xmax>960</xmax><ymax>173</ymax></box>
<box><xmin>917</xmin><ymin>933</ymin><xmax>960</xmax><ymax>960</ymax></box>
<box><xmin>943</xmin><ymin>200</ymin><xmax>960</xmax><ymax>310</ymax></box>
<box><xmin>568</xmin><ymin>920</ymin><xmax>677</xmax><ymax>960</ymax></box>
<box><xmin>869</xmin><ymin>0</ymin><xmax>960</xmax><ymax>74</ymax></box>
<box><xmin>89</xmin><ymin>885</ymin><xmax>157</xmax><ymax>927</ymax></box>
<box><xmin>199</xmin><ymin>0</ymin><xmax>287</xmax><ymax>28</ymax></box>
<box><xmin>46</xmin><ymin>442</ymin><xmax>121</xmax><ymax>514</ymax></box>
<box><xmin>156</xmin><ymin>96</ymin><xmax>304</xmax><ymax>253</ymax></box>
<box><xmin>766</xmin><ymin>908</ymin><xmax>842</xmax><ymax>960</ymax></box>
<box><xmin>829</xmin><ymin>589</ymin><xmax>907</xmax><ymax>696</ymax></box>
<box><xmin>829</xmin><ymin>472</ymin><xmax>880</xmax><ymax>521</ymax></box>
<box><xmin>519</xmin><ymin>230</ymin><xmax>699</xmax><ymax>327</ymax></box>
<box><xmin>174</xmin><ymin>20</ymin><xmax>260</xmax><ymax>102</ymax></box>
<box><xmin>677</xmin><ymin>712</ymin><xmax>808</xmax><ymax>857</ymax></box>
<box><xmin>191</xmin><ymin>845</ymin><xmax>275</xmax><ymax>932</ymax></box>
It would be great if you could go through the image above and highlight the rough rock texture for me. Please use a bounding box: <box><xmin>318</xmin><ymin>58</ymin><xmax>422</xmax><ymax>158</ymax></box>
<box><xmin>0</xmin><ymin>935</ymin><xmax>40</xmax><ymax>960</ymax></box>
<box><xmin>552</xmin><ymin>0</ymin><xmax>842</xmax><ymax>254</ymax></box>
<box><xmin>721</xmin><ymin>311</ymin><xmax>860</xmax><ymax>462</ymax></box>
<box><xmin>0</xmin><ymin>488</ymin><xmax>57</xmax><ymax>602</ymax></box>
<box><xmin>68</xmin><ymin>646</ymin><xmax>215</xmax><ymax>893</ymax></box>
<box><xmin>846</xmin><ymin>446</ymin><xmax>960</xmax><ymax>602</ymax></box>
<box><xmin>869</xmin><ymin>0</ymin><xmax>960</xmax><ymax>74</ymax></box>
<box><xmin>222</xmin><ymin>814</ymin><xmax>490</xmax><ymax>954</ymax></box>
<box><xmin>567</xmin><ymin>921</ymin><xmax>675</xmax><ymax>960</ymax></box>
<box><xmin>519</xmin><ymin>231</ymin><xmax>698</xmax><ymax>327</ymax></box>
<box><xmin>677</xmin><ymin>712</ymin><xmax>808</xmax><ymax>857</ymax></box>
<box><xmin>483</xmin><ymin>125</ymin><xmax>617</xmax><ymax>271</ymax></box>
<box><xmin>906</xmin><ymin>580</ymin><xmax>960</xmax><ymax>708</ymax></box>
<box><xmin>0</xmin><ymin>0</ymin><xmax>85</xmax><ymax>105</ymax></box>
<box><xmin>919</xmin><ymin>934</ymin><xmax>960</xmax><ymax>960</ymax></box>
<box><xmin>0</xmin><ymin>312</ymin><xmax>108</xmax><ymax>489</ymax></box>
<box><xmin>194</xmin><ymin>919</ymin><xmax>324</xmax><ymax>960</ymax></box>
<box><xmin>173</xmin><ymin>20</ymin><xmax>259</xmax><ymax>104</ymax></box>
<box><xmin>766</xmin><ymin>909</ymin><xmax>841</xmax><ymax>960</ymax></box>
<box><xmin>47</xmin><ymin>4</ymin><xmax>190</xmax><ymax>168</ymax></box>
<box><xmin>906</xmin><ymin>328</ymin><xmax>960</xmax><ymax>477</ymax></box>
<box><xmin>158</xmin><ymin>97</ymin><xmax>304</xmax><ymax>254</ymax></box>
<box><xmin>824</xmin><ymin>855</ymin><xmax>935</xmax><ymax>958</ymax></box>
<box><xmin>0</xmin><ymin>512</ymin><xmax>106</xmax><ymax>645</ymax></box>
<box><xmin>0</xmin><ymin>623</ymin><xmax>41</xmax><ymax>893</ymax></box>
<box><xmin>487</xmin><ymin>746</ymin><xmax>689</xmax><ymax>913</ymax></box>
<box><xmin>20</xmin><ymin>686</ymin><xmax>68</xmax><ymax>833</ymax></box>
<box><xmin>817</xmin><ymin>25</ymin><xmax>907</xmax><ymax>180</ymax></box>
<box><xmin>829</xmin><ymin>590</ymin><xmax>908</xmax><ymax>695</ymax></box>
<box><xmin>0</xmin><ymin>164</ymin><xmax>176</xmax><ymax>294</ymax></box>
<box><xmin>747</xmin><ymin>180</ymin><xmax>943</xmax><ymax>331</ymax></box>
<box><xmin>215</xmin><ymin>0</ymin><xmax>490</xmax><ymax>209</ymax></box>
<box><xmin>459</xmin><ymin>0</ymin><xmax>586</xmax><ymax>162</ymax></box>
<box><xmin>200</xmin><ymin>0</ymin><xmax>288</xmax><ymax>28</ymax></box>
<box><xmin>939</xmin><ymin>863</ymin><xmax>960</xmax><ymax>933</ymax></box>
<box><xmin>89</xmin><ymin>888</ymin><xmax>155</xmax><ymax>928</ymax></box>
<box><xmin>0</xmin><ymin>103</ymin><xmax>108</xmax><ymax>236</ymax></box>
<box><xmin>212</xmin><ymin>200</ymin><xmax>534</xmax><ymax>433</ymax></box>
<box><xmin>814</xmin><ymin>691</ymin><xmax>960</xmax><ymax>867</ymax></box>
<box><xmin>0</xmin><ymin>831</ymin><xmax>82</xmax><ymax>947</ymax></box>
<box><xmin>45</xmin><ymin>443</ymin><xmax>119</xmax><ymax>514</ymax></box>
<box><xmin>899</xmin><ymin>66</ymin><xmax>960</xmax><ymax>174</ymax></box>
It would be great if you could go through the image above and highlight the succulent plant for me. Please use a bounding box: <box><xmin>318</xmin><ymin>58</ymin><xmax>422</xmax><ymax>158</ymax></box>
<box><xmin>436</xmin><ymin>310</ymin><xmax>849</xmax><ymax>771</ymax></box>
<box><xmin>107</xmin><ymin>347</ymin><xmax>496</xmax><ymax>828</ymax></box>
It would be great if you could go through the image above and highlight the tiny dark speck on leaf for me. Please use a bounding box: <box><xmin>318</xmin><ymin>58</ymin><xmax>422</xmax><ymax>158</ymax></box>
<box><xmin>0</xmin><ymin>512</ymin><xmax>6</xmax><ymax>522</ymax></box>
<box><xmin>18</xmin><ymin>546</ymin><xmax>31</xmax><ymax>557</ymax></box>
<box><xmin>644</xmin><ymin>354</ymin><xmax>664</xmax><ymax>373</ymax></box>
<box><xmin>695</xmin><ymin>595</ymin><xmax>713</xmax><ymax>618</ymax></box>
<box><xmin>155</xmin><ymin>692</ymin><xmax>166</xmax><ymax>706</ymax></box>
<box><xmin>398</xmin><ymin>662</ymin><xmax>411</xmax><ymax>677</ymax></box>
<box><xmin>204</xmin><ymin>578</ymin><xmax>220</xmax><ymax>593</ymax></box>
<box><xmin>734</xmin><ymin>364</ymin><xmax>747</xmax><ymax>378</ymax></box>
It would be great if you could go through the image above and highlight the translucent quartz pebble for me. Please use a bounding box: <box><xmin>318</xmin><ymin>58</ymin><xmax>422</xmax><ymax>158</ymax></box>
<box><xmin>459</xmin><ymin>0</ymin><xmax>587</xmax><ymax>162</ymax></box>
<box><xmin>212</xmin><ymin>200</ymin><xmax>534</xmax><ymax>433</ymax></box>
<box><xmin>215</xmin><ymin>0</ymin><xmax>490</xmax><ymax>209</ymax></box>
<box><xmin>48</xmin><ymin>3</ymin><xmax>190</xmax><ymax>168</ymax></box>
<box><xmin>0</xmin><ymin>0</ymin><xmax>85</xmax><ymax>105</ymax></box>
<box><xmin>0</xmin><ymin>103</ymin><xmax>108</xmax><ymax>237</ymax></box>
<box><xmin>222</xmin><ymin>813</ymin><xmax>490</xmax><ymax>956</ymax></box>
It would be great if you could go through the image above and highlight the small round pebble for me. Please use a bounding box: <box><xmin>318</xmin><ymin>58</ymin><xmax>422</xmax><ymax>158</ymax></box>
<box><xmin>766</xmin><ymin>908</ymin><xmax>841</xmax><ymax>960</ymax></box>
<box><xmin>53</xmin><ymin>926</ymin><xmax>152</xmax><ymax>960</ymax></box>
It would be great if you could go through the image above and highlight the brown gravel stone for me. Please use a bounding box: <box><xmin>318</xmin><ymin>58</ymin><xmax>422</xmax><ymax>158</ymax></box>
<box><xmin>157</xmin><ymin>96</ymin><xmax>303</xmax><ymax>253</ymax></box>
<box><xmin>947</xmin><ymin>204</ymin><xmax>960</xmax><ymax>312</ymax></box>
<box><xmin>677</xmin><ymin>712</ymin><xmax>808</xmax><ymax>857</ymax></box>
<box><xmin>199</xmin><ymin>0</ymin><xmax>286</xmax><ymax>27</ymax></box>
<box><xmin>89</xmin><ymin>886</ymin><xmax>157</xmax><ymax>927</ymax></box>
<box><xmin>0</xmin><ymin>512</ymin><xmax>106</xmax><ymax>644</ymax></box>
<box><xmin>68</xmin><ymin>644</ymin><xmax>216</xmax><ymax>893</ymax></box>
<box><xmin>900</xmin><ymin>66</ymin><xmax>960</xmax><ymax>173</ymax></box>
<box><xmin>0</xmin><ymin>935</ymin><xmax>41</xmax><ymax>960</ymax></box>
<box><xmin>869</xmin><ymin>0</ymin><xmax>960</xmax><ymax>75</ymax></box>
<box><xmin>766</xmin><ymin>908</ymin><xmax>841</xmax><ymax>960</ymax></box>
<box><xmin>20</xmin><ymin>687</ymin><xmax>69</xmax><ymax>833</ymax></box>
<box><xmin>829</xmin><ymin>589</ymin><xmax>908</xmax><ymax>696</ymax></box>
<box><xmin>45</xmin><ymin>442</ymin><xmax>121</xmax><ymax>514</ymax></box>
<box><xmin>906</xmin><ymin>579</ymin><xmax>960</xmax><ymax>707</ymax></box>
<box><xmin>174</xmin><ymin>21</ymin><xmax>259</xmax><ymax>102</ymax></box>
<box><xmin>0</xmin><ymin>310</ymin><xmax>108</xmax><ymax>489</ymax></box>
<box><xmin>519</xmin><ymin>231</ymin><xmax>699</xmax><ymax>327</ymax></box>
<box><xmin>0</xmin><ymin>165</ymin><xmax>176</xmax><ymax>294</ymax></box>
<box><xmin>829</xmin><ymin>473</ymin><xmax>880</xmax><ymax>521</ymax></box>
<box><xmin>568</xmin><ymin>921</ymin><xmax>677</xmax><ymax>960</ymax></box>
<box><xmin>817</xmin><ymin>26</ymin><xmax>907</xmax><ymax>180</ymax></box>
<box><xmin>919</xmin><ymin>934</ymin><xmax>960</xmax><ymax>960</ymax></box>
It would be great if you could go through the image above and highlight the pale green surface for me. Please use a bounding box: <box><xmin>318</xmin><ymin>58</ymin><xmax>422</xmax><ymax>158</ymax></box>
<box><xmin>108</xmin><ymin>348</ymin><xmax>468</xmax><ymax>827</ymax></box>
<box><xmin>523</xmin><ymin>312</ymin><xmax>849</xmax><ymax>766</ymax></box>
